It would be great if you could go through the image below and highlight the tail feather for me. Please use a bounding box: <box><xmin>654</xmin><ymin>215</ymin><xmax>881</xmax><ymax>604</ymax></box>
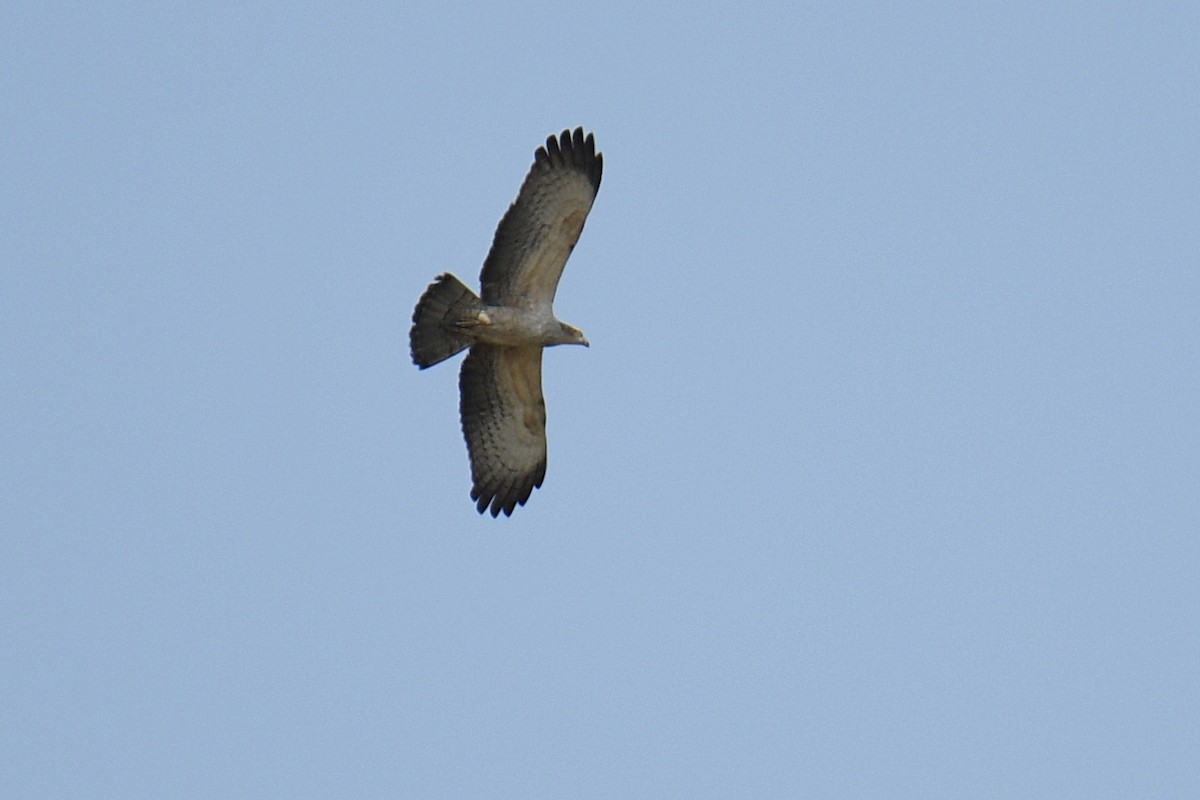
<box><xmin>410</xmin><ymin>273</ymin><xmax>482</xmax><ymax>368</ymax></box>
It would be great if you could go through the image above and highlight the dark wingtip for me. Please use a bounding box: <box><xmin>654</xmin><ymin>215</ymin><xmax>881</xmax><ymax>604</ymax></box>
<box><xmin>473</xmin><ymin>495</ymin><xmax>513</xmax><ymax>518</ymax></box>
<box><xmin>470</xmin><ymin>476</ymin><xmax>541</xmax><ymax>518</ymax></box>
<box><xmin>533</xmin><ymin>127</ymin><xmax>602</xmax><ymax>192</ymax></box>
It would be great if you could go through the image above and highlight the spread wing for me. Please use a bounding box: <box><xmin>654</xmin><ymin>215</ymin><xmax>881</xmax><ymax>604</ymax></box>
<box><xmin>459</xmin><ymin>345</ymin><xmax>548</xmax><ymax>517</ymax></box>
<box><xmin>479</xmin><ymin>128</ymin><xmax>603</xmax><ymax>309</ymax></box>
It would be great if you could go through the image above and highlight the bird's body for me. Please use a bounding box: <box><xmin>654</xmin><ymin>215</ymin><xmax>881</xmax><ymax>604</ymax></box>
<box><xmin>460</xmin><ymin>304</ymin><xmax>581</xmax><ymax>348</ymax></box>
<box><xmin>410</xmin><ymin>128</ymin><xmax>602</xmax><ymax>517</ymax></box>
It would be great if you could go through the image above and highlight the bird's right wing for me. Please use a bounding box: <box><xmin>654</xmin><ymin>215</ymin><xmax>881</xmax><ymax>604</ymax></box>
<box><xmin>478</xmin><ymin>128</ymin><xmax>603</xmax><ymax>310</ymax></box>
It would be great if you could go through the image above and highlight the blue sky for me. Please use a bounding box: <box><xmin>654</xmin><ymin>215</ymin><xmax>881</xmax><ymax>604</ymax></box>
<box><xmin>3</xmin><ymin>2</ymin><xmax>1198</xmax><ymax>797</ymax></box>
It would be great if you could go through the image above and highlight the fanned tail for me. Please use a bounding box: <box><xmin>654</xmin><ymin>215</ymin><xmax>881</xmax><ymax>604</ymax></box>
<box><xmin>409</xmin><ymin>273</ymin><xmax>482</xmax><ymax>369</ymax></box>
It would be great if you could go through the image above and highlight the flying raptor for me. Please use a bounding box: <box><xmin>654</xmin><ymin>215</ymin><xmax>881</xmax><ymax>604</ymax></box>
<box><xmin>410</xmin><ymin>128</ymin><xmax>602</xmax><ymax>516</ymax></box>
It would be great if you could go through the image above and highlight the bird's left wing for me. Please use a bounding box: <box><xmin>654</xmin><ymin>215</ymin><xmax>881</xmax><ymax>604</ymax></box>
<box><xmin>459</xmin><ymin>345</ymin><xmax>548</xmax><ymax>517</ymax></box>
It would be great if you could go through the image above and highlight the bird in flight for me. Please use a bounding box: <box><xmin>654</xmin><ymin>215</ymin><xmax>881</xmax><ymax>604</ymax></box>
<box><xmin>410</xmin><ymin>128</ymin><xmax>603</xmax><ymax>516</ymax></box>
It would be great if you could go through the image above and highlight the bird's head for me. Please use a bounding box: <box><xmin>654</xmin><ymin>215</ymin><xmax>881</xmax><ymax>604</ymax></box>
<box><xmin>558</xmin><ymin>322</ymin><xmax>589</xmax><ymax>348</ymax></box>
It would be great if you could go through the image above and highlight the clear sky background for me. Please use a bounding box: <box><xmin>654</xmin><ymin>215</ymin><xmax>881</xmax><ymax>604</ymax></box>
<box><xmin>4</xmin><ymin>2</ymin><xmax>1198</xmax><ymax>797</ymax></box>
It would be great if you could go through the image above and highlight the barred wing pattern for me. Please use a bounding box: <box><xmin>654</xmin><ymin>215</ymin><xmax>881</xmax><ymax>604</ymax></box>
<box><xmin>459</xmin><ymin>345</ymin><xmax>547</xmax><ymax>517</ymax></box>
<box><xmin>480</xmin><ymin>128</ymin><xmax>603</xmax><ymax>309</ymax></box>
